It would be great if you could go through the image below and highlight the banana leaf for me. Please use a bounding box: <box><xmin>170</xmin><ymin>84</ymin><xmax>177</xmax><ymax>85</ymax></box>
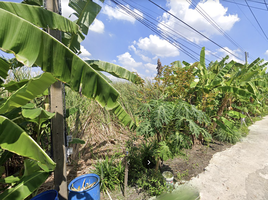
<box><xmin>23</xmin><ymin>159</ymin><xmax>41</xmax><ymax>177</ymax></box>
<box><xmin>0</xmin><ymin>171</ymin><xmax>49</xmax><ymax>200</ymax></box>
<box><xmin>2</xmin><ymin>79</ymin><xmax>29</xmax><ymax>92</ymax></box>
<box><xmin>22</xmin><ymin>0</ymin><xmax>43</xmax><ymax>6</ymax></box>
<box><xmin>0</xmin><ymin>175</ymin><xmax>20</xmax><ymax>184</ymax></box>
<box><xmin>210</xmin><ymin>61</ymin><xmax>235</xmax><ymax>87</ymax></box>
<box><xmin>86</xmin><ymin>60</ymin><xmax>143</xmax><ymax>84</ymax></box>
<box><xmin>0</xmin><ymin>2</ymin><xmax>78</xmax><ymax>34</ymax></box>
<box><xmin>0</xmin><ymin>8</ymin><xmax>134</xmax><ymax>127</ymax></box>
<box><xmin>0</xmin><ymin>116</ymin><xmax>56</xmax><ymax>172</ymax></box>
<box><xmin>227</xmin><ymin>110</ymin><xmax>246</xmax><ymax>119</ymax></box>
<box><xmin>0</xmin><ymin>73</ymin><xmax>56</xmax><ymax>114</ymax></box>
<box><xmin>63</xmin><ymin>0</ymin><xmax>101</xmax><ymax>53</ymax></box>
<box><xmin>0</xmin><ymin>57</ymin><xmax>9</xmax><ymax>81</ymax></box>
<box><xmin>22</xmin><ymin>104</ymin><xmax>55</xmax><ymax>124</ymax></box>
<box><xmin>217</xmin><ymin>86</ymin><xmax>256</xmax><ymax>99</ymax></box>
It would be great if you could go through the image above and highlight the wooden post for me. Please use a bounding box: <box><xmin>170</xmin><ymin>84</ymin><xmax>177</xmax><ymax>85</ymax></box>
<box><xmin>46</xmin><ymin>0</ymin><xmax>67</xmax><ymax>199</ymax></box>
<box><xmin>124</xmin><ymin>152</ymin><xmax>129</xmax><ymax>199</ymax></box>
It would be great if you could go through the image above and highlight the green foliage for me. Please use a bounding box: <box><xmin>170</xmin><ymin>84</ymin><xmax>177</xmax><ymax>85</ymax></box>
<box><xmin>136</xmin><ymin>99</ymin><xmax>210</xmax><ymax>162</ymax></box>
<box><xmin>177</xmin><ymin>169</ymin><xmax>189</xmax><ymax>181</ymax></box>
<box><xmin>126</xmin><ymin>140</ymin><xmax>167</xmax><ymax>196</ymax></box>
<box><xmin>136</xmin><ymin>169</ymin><xmax>167</xmax><ymax>196</ymax></box>
<box><xmin>92</xmin><ymin>155</ymin><xmax>125</xmax><ymax>192</ymax></box>
<box><xmin>154</xmin><ymin>61</ymin><xmax>195</xmax><ymax>101</ymax></box>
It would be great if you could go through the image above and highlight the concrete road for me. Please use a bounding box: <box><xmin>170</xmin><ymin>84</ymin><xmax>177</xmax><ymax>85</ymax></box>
<box><xmin>189</xmin><ymin>116</ymin><xmax>268</xmax><ymax>200</ymax></box>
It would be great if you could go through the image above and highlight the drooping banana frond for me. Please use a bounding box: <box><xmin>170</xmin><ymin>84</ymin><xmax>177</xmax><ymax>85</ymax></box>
<box><xmin>0</xmin><ymin>2</ymin><xmax>78</xmax><ymax>34</ymax></box>
<box><xmin>63</xmin><ymin>0</ymin><xmax>102</xmax><ymax>53</ymax></box>
<box><xmin>0</xmin><ymin>7</ymin><xmax>134</xmax><ymax>127</ymax></box>
<box><xmin>86</xmin><ymin>60</ymin><xmax>144</xmax><ymax>84</ymax></box>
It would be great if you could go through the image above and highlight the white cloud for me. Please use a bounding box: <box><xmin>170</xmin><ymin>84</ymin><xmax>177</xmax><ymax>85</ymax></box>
<box><xmin>145</xmin><ymin>63</ymin><xmax>156</xmax><ymax>72</ymax></box>
<box><xmin>129</xmin><ymin>45</ymin><xmax>152</xmax><ymax>62</ymax></box>
<box><xmin>145</xmin><ymin>69</ymin><xmax>150</xmax><ymax>73</ymax></box>
<box><xmin>117</xmin><ymin>52</ymin><xmax>142</xmax><ymax>72</ymax></box>
<box><xmin>136</xmin><ymin>35</ymin><xmax>180</xmax><ymax>57</ymax></box>
<box><xmin>265</xmin><ymin>50</ymin><xmax>268</xmax><ymax>57</ymax></box>
<box><xmin>141</xmin><ymin>55</ymin><xmax>152</xmax><ymax>63</ymax></box>
<box><xmin>159</xmin><ymin>0</ymin><xmax>239</xmax><ymax>43</ymax></box>
<box><xmin>218</xmin><ymin>47</ymin><xmax>244</xmax><ymax>63</ymax></box>
<box><xmin>79</xmin><ymin>45</ymin><xmax>91</xmax><ymax>60</ymax></box>
<box><xmin>61</xmin><ymin>0</ymin><xmax>77</xmax><ymax>21</ymax></box>
<box><xmin>89</xmin><ymin>19</ymin><xmax>105</xmax><ymax>33</ymax></box>
<box><xmin>102</xmin><ymin>5</ymin><xmax>143</xmax><ymax>23</ymax></box>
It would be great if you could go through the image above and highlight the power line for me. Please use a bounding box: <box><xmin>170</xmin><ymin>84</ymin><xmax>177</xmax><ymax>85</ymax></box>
<box><xmin>120</xmin><ymin>0</ymin><xmax>219</xmax><ymax>59</ymax></box>
<box><xmin>264</xmin><ymin>0</ymin><xmax>268</xmax><ymax>11</ymax></box>
<box><xmin>188</xmin><ymin>0</ymin><xmax>246</xmax><ymax>53</ymax></box>
<box><xmin>245</xmin><ymin>0</ymin><xmax>268</xmax><ymax>41</ymax></box>
<box><xmin>221</xmin><ymin>0</ymin><xmax>267</xmax><ymax>11</ymax></box>
<box><xmin>247</xmin><ymin>0</ymin><xmax>268</xmax><ymax>5</ymax></box>
<box><xmin>148</xmin><ymin>0</ymin><xmax>243</xmax><ymax>60</ymax></box>
<box><xmin>109</xmin><ymin>0</ymin><xmax>202</xmax><ymax>62</ymax></box>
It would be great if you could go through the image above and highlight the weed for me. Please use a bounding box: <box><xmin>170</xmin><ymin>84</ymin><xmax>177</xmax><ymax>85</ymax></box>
<box><xmin>177</xmin><ymin>169</ymin><xmax>189</xmax><ymax>180</ymax></box>
<box><xmin>92</xmin><ymin>155</ymin><xmax>125</xmax><ymax>192</ymax></box>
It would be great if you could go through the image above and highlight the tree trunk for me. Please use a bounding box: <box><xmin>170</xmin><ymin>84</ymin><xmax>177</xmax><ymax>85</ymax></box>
<box><xmin>211</xmin><ymin>94</ymin><xmax>231</xmax><ymax>133</ymax></box>
<box><xmin>155</xmin><ymin>132</ymin><xmax>161</xmax><ymax>171</ymax></box>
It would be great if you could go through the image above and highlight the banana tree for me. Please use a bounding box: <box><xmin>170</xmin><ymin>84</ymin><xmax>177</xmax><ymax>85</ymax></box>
<box><xmin>0</xmin><ymin>0</ymin><xmax>142</xmax><ymax>199</ymax></box>
<box><xmin>186</xmin><ymin>47</ymin><xmax>266</xmax><ymax>138</ymax></box>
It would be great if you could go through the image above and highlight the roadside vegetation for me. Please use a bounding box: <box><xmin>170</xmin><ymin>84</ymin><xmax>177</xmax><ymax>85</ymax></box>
<box><xmin>1</xmin><ymin>0</ymin><xmax>268</xmax><ymax>199</ymax></box>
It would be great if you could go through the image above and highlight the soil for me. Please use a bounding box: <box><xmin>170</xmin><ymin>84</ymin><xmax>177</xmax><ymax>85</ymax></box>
<box><xmin>38</xmin><ymin>139</ymin><xmax>232</xmax><ymax>200</ymax></box>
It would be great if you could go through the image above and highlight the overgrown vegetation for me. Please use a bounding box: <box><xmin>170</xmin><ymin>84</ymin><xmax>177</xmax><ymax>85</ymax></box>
<box><xmin>1</xmin><ymin>0</ymin><xmax>268</xmax><ymax>199</ymax></box>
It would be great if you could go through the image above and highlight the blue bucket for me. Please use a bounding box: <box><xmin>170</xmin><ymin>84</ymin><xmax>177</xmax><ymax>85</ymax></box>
<box><xmin>68</xmin><ymin>174</ymin><xmax>100</xmax><ymax>200</ymax></box>
<box><xmin>31</xmin><ymin>190</ymin><xmax>58</xmax><ymax>200</ymax></box>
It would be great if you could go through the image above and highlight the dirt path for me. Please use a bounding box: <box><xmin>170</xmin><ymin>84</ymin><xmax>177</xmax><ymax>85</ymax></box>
<box><xmin>188</xmin><ymin>116</ymin><xmax>268</xmax><ymax>200</ymax></box>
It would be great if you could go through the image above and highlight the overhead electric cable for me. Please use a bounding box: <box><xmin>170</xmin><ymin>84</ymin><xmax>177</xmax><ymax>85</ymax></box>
<box><xmin>188</xmin><ymin>0</ymin><xmax>246</xmax><ymax>53</ymax></box>
<box><xmin>110</xmin><ymin>0</ymin><xmax>203</xmax><ymax>62</ymax></box>
<box><xmin>115</xmin><ymin>0</ymin><xmax>224</xmax><ymax>61</ymax></box>
<box><xmin>264</xmin><ymin>0</ymin><xmax>268</xmax><ymax>11</ymax></box>
<box><xmin>247</xmin><ymin>0</ymin><xmax>268</xmax><ymax>5</ymax></box>
<box><xmin>148</xmin><ymin>0</ymin><xmax>243</xmax><ymax>60</ymax></box>
<box><xmin>245</xmin><ymin>0</ymin><xmax>268</xmax><ymax>41</ymax></box>
<box><xmin>120</xmin><ymin>0</ymin><xmax>214</xmax><ymax>56</ymax></box>
<box><xmin>221</xmin><ymin>0</ymin><xmax>267</xmax><ymax>11</ymax></box>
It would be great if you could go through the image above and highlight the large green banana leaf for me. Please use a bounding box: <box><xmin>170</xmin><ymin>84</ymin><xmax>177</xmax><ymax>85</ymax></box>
<box><xmin>0</xmin><ymin>8</ymin><xmax>135</xmax><ymax>127</ymax></box>
<box><xmin>0</xmin><ymin>73</ymin><xmax>56</xmax><ymax>114</ymax></box>
<box><xmin>210</xmin><ymin>60</ymin><xmax>235</xmax><ymax>87</ymax></box>
<box><xmin>0</xmin><ymin>2</ymin><xmax>78</xmax><ymax>34</ymax></box>
<box><xmin>63</xmin><ymin>0</ymin><xmax>101</xmax><ymax>53</ymax></box>
<box><xmin>22</xmin><ymin>0</ymin><xmax>43</xmax><ymax>6</ymax></box>
<box><xmin>23</xmin><ymin>159</ymin><xmax>42</xmax><ymax>177</ymax></box>
<box><xmin>199</xmin><ymin>47</ymin><xmax>206</xmax><ymax>74</ymax></box>
<box><xmin>22</xmin><ymin>103</ymin><xmax>55</xmax><ymax>124</ymax></box>
<box><xmin>112</xmin><ymin>102</ymin><xmax>135</xmax><ymax>129</ymax></box>
<box><xmin>0</xmin><ymin>116</ymin><xmax>56</xmax><ymax>172</ymax></box>
<box><xmin>86</xmin><ymin>60</ymin><xmax>143</xmax><ymax>84</ymax></box>
<box><xmin>217</xmin><ymin>86</ymin><xmax>256</xmax><ymax>99</ymax></box>
<box><xmin>0</xmin><ymin>171</ymin><xmax>49</xmax><ymax>200</ymax></box>
<box><xmin>0</xmin><ymin>175</ymin><xmax>20</xmax><ymax>184</ymax></box>
<box><xmin>0</xmin><ymin>57</ymin><xmax>9</xmax><ymax>81</ymax></box>
<box><xmin>2</xmin><ymin>79</ymin><xmax>29</xmax><ymax>92</ymax></box>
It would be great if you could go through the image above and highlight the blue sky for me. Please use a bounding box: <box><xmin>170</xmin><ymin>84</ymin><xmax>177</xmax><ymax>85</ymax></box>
<box><xmin>2</xmin><ymin>0</ymin><xmax>268</xmax><ymax>79</ymax></box>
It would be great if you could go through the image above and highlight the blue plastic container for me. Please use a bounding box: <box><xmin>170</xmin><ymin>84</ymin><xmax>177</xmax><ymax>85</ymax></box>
<box><xmin>31</xmin><ymin>190</ymin><xmax>58</xmax><ymax>200</ymax></box>
<box><xmin>68</xmin><ymin>174</ymin><xmax>100</xmax><ymax>200</ymax></box>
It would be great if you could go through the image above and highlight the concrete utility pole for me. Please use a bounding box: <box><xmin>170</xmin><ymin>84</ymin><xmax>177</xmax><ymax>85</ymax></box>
<box><xmin>245</xmin><ymin>52</ymin><xmax>248</xmax><ymax>65</ymax></box>
<box><xmin>46</xmin><ymin>0</ymin><xmax>67</xmax><ymax>199</ymax></box>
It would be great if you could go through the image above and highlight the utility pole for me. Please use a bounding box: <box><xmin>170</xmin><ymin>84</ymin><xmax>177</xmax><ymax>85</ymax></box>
<box><xmin>46</xmin><ymin>0</ymin><xmax>67</xmax><ymax>199</ymax></box>
<box><xmin>245</xmin><ymin>52</ymin><xmax>248</xmax><ymax>65</ymax></box>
